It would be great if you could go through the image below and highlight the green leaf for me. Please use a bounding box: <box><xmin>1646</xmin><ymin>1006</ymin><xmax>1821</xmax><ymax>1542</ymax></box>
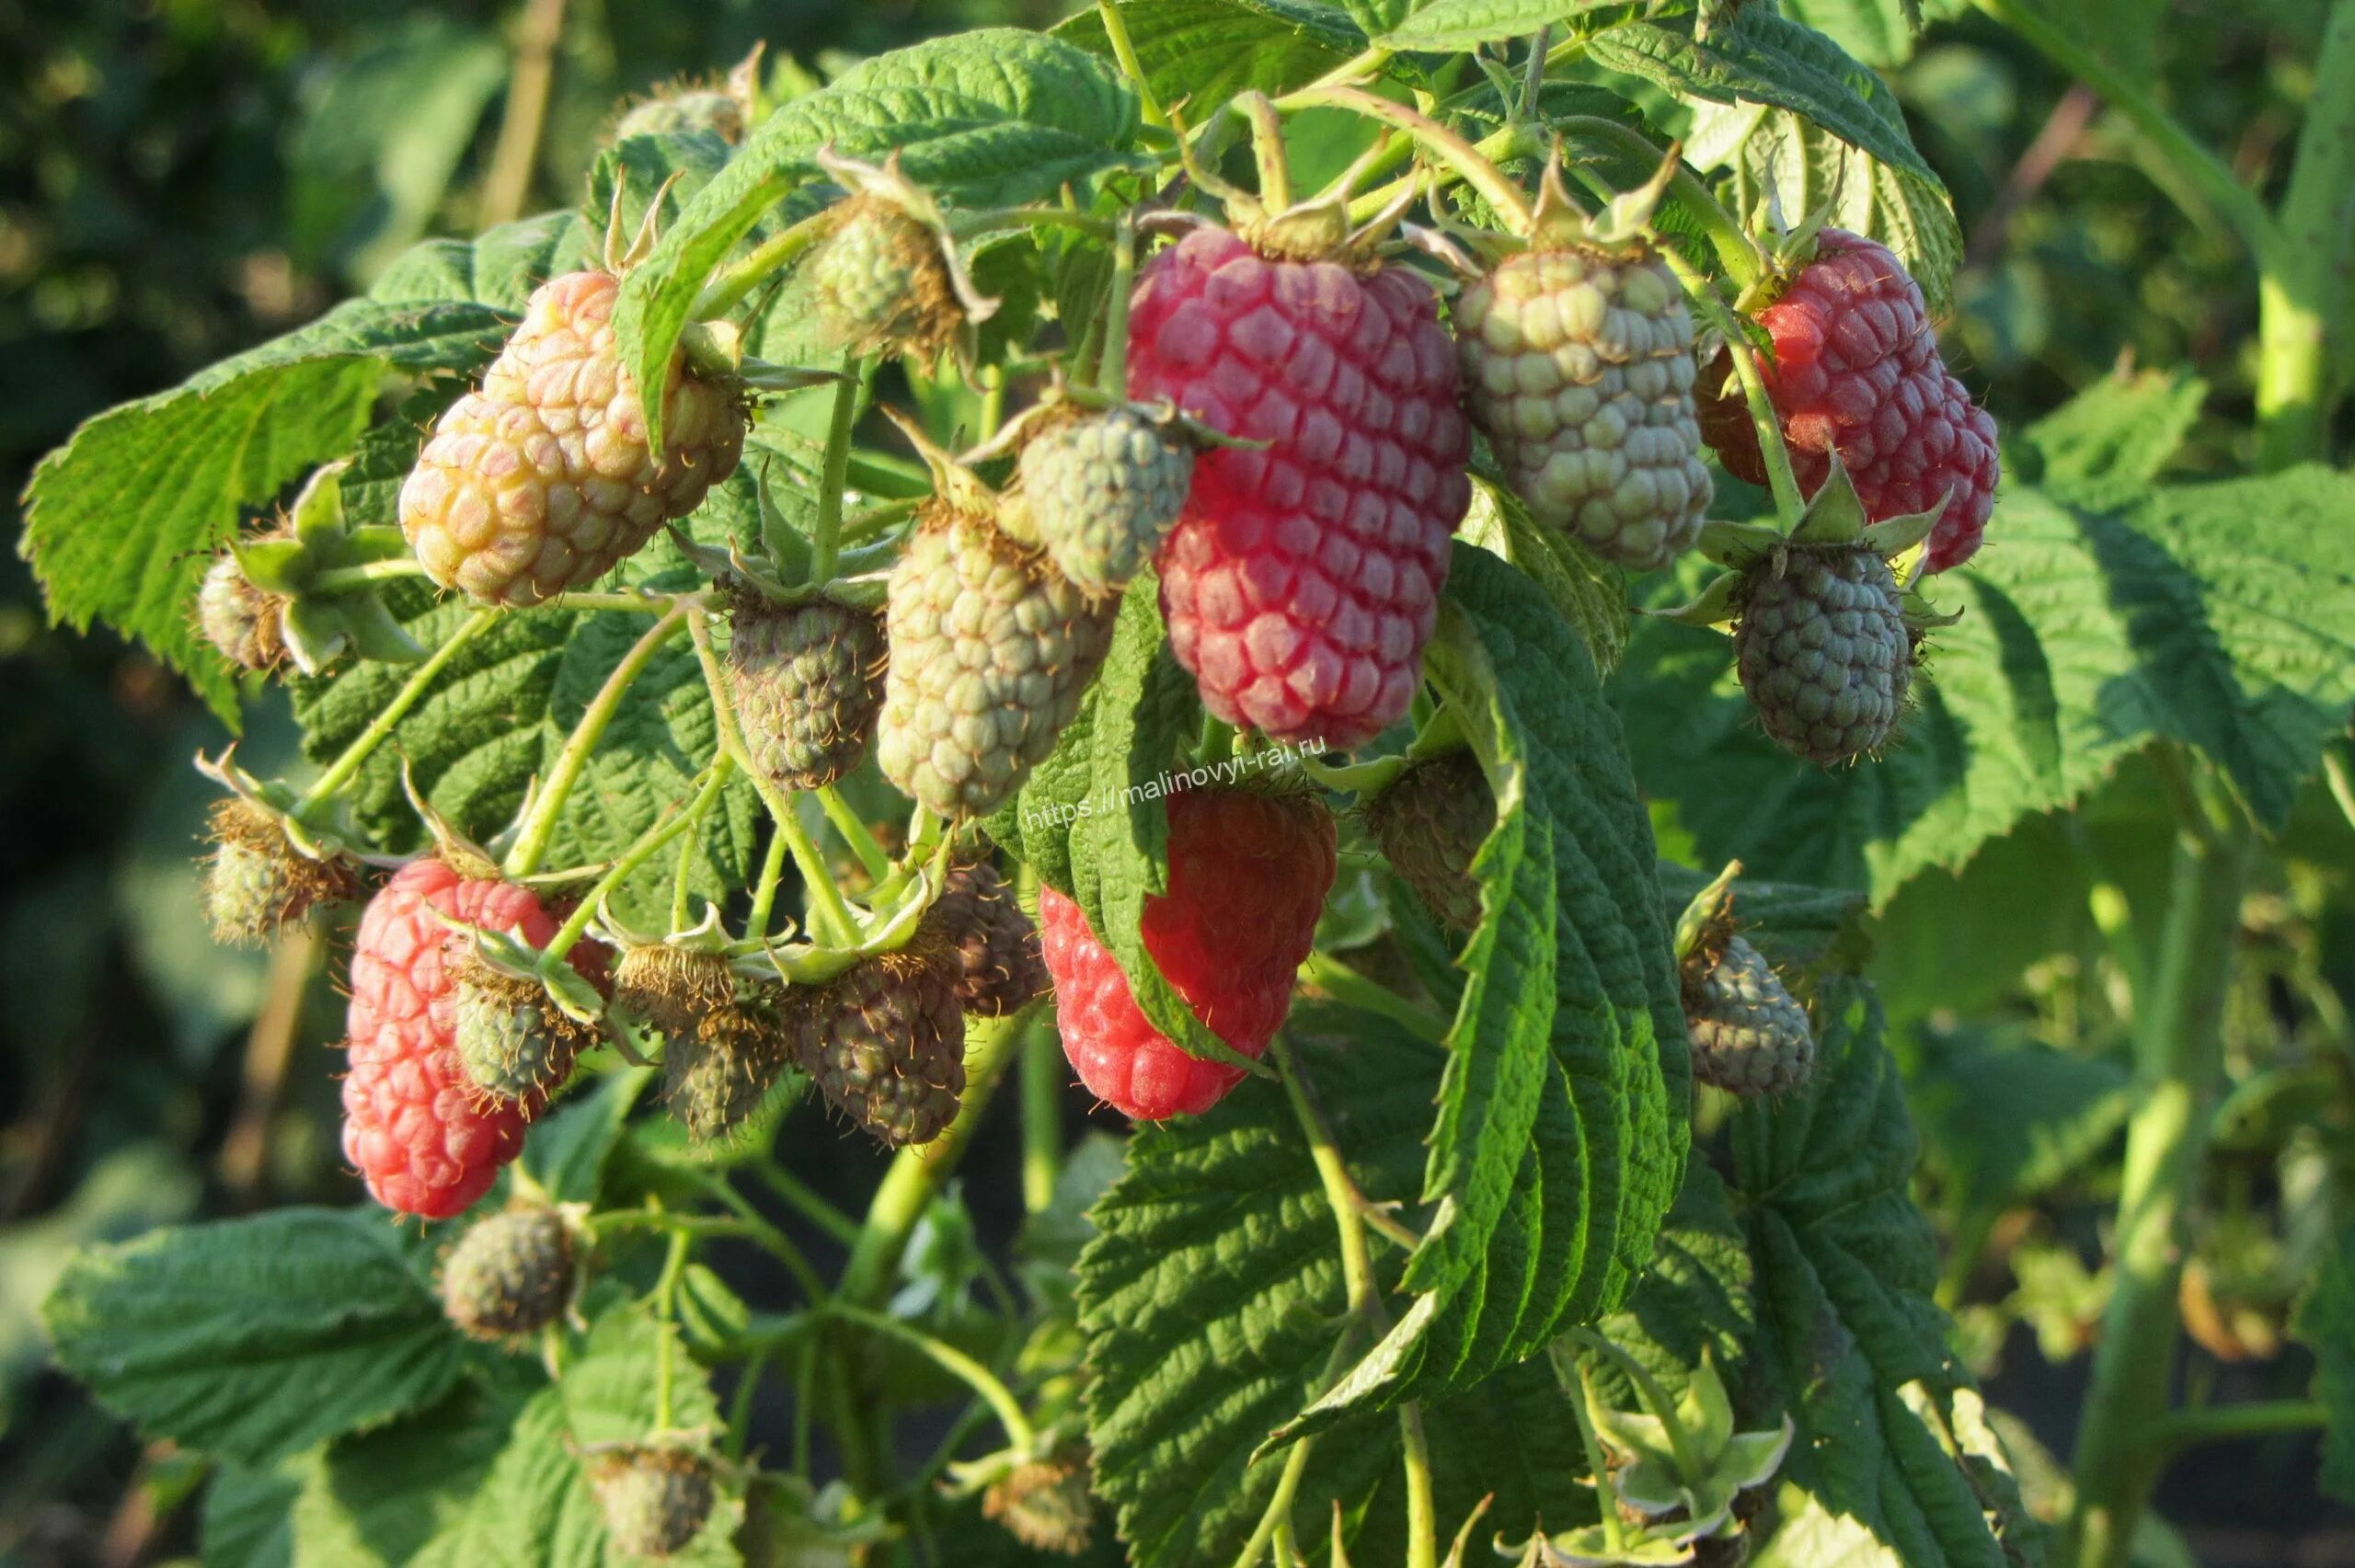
<box><xmin>21</xmin><ymin>206</ymin><xmax>585</xmax><ymax>724</ymax></box>
<box><xmin>1076</xmin><ymin>1010</ymin><xmax>1588</xmax><ymax>1566</ymax></box>
<box><xmin>1614</xmin><ymin>469</ymin><xmax>2355</xmax><ymax>907</ymax></box>
<box><xmin>1375</xmin><ymin>0</ymin><xmax>1627</xmax><ymax>50</ymax></box>
<box><xmin>1897</xmin><ymin>1024</ymin><xmax>2133</xmax><ymax>1225</ymax></box>
<box><xmin>1595</xmin><ymin>9</ymin><xmax>1959</xmax><ymax>307</ymax></box>
<box><xmin>41</xmin><ymin>1207</ymin><xmax>465</xmax><ymax>1464</ymax></box>
<box><xmin>1595</xmin><ymin>1162</ymin><xmax>1756</xmax><ymax>1405</ymax></box>
<box><xmin>616</xmin><ymin>29</ymin><xmax>1142</xmax><ymax>450</ymax></box>
<box><xmin>201</xmin><ymin>1459</ymin><xmax>301</xmax><ymax>1568</ymax></box>
<box><xmin>291</xmin><ymin>450</ymin><xmax>763</xmax><ymax>873</ymax></box>
<box><xmin>1055</xmin><ymin>0</ymin><xmax>1367</xmax><ymax>107</ymax></box>
<box><xmin>289</xmin><ymin>1382</ymin><xmax>521</xmax><ymax>1567</ymax></box>
<box><xmin>413</xmin><ymin>1304</ymin><xmax>739</xmax><ymax>1568</ymax></box>
<box><xmin>1736</xmin><ymin>980</ymin><xmax>2033</xmax><ymax>1565</ymax></box>
<box><xmin>2020</xmin><ymin>368</ymin><xmax>2207</xmax><ymax>509</ymax></box>
<box><xmin>523</xmin><ymin>1068</ymin><xmax>656</xmax><ymax>1204</ymax></box>
<box><xmin>1779</xmin><ymin>0</ymin><xmax>1926</xmax><ymax>68</ymax></box>
<box><xmin>1459</xmin><ymin>475</ymin><xmax>1630</xmax><ymax>678</ymax></box>
<box><xmin>2293</xmin><ymin>1227</ymin><xmax>2355</xmax><ymax>1505</ymax></box>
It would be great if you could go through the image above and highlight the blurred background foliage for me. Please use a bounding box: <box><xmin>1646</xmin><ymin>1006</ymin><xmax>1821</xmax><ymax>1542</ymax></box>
<box><xmin>1</xmin><ymin>0</ymin><xmax>2349</xmax><ymax>1563</ymax></box>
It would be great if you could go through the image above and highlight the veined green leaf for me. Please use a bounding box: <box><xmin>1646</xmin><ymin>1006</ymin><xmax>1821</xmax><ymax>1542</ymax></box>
<box><xmin>1054</xmin><ymin>0</ymin><xmax>1367</xmax><ymax>106</ymax></box>
<box><xmin>1594</xmin><ymin>9</ymin><xmax>1959</xmax><ymax>307</ymax></box>
<box><xmin>41</xmin><ymin>1207</ymin><xmax>465</xmax><ymax>1464</ymax></box>
<box><xmin>1737</xmin><ymin>980</ymin><xmax>2035</xmax><ymax>1565</ymax></box>
<box><xmin>616</xmin><ymin>29</ymin><xmax>1142</xmax><ymax>451</ymax></box>
<box><xmin>2019</xmin><ymin>367</ymin><xmax>2207</xmax><ymax>509</ymax></box>
<box><xmin>1076</xmin><ymin>1011</ymin><xmax>1588</xmax><ymax>1566</ymax></box>
<box><xmin>289</xmin><ymin>1382</ymin><xmax>521</xmax><ymax>1568</ymax></box>
<box><xmin>1377</xmin><ymin>0</ymin><xmax>1629</xmax><ymax>51</ymax></box>
<box><xmin>1780</xmin><ymin>0</ymin><xmax>1927</xmax><ymax>68</ymax></box>
<box><xmin>1614</xmin><ymin>467</ymin><xmax>2355</xmax><ymax>908</ymax></box>
<box><xmin>411</xmin><ymin>1304</ymin><xmax>739</xmax><ymax>1568</ymax></box>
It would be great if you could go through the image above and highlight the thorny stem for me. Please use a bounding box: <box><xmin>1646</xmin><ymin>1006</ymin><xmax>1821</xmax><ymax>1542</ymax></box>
<box><xmin>822</xmin><ymin>1302</ymin><xmax>1039</xmax><ymax>1450</ymax></box>
<box><xmin>1299</xmin><ymin>952</ymin><xmax>1450</xmax><ymax>1049</ymax></box>
<box><xmin>810</xmin><ymin>356</ymin><xmax>866</xmax><ymax>584</ymax></box>
<box><xmin>505</xmin><ymin>602</ymin><xmax>692</xmax><ymax>877</ymax></box>
<box><xmin>685</xmin><ymin>606</ymin><xmax>860</xmax><ymax>943</ymax></box>
<box><xmin>295</xmin><ymin>609</ymin><xmax>498</xmax><ymax>817</ymax></box>
<box><xmin>2061</xmin><ymin>781</ymin><xmax>2256</xmax><ymax>1568</ymax></box>
<box><xmin>544</xmin><ymin>758</ymin><xmax>735</xmax><ymax>959</ymax></box>
<box><xmin>1095</xmin><ymin>1</ymin><xmax>1168</xmax><ymax>130</ymax></box>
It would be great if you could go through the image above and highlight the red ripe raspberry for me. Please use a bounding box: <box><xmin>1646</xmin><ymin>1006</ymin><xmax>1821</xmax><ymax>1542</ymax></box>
<box><xmin>1698</xmin><ymin>231</ymin><xmax>1998</xmax><ymax>572</ymax></box>
<box><xmin>1040</xmin><ymin>789</ymin><xmax>1336</xmax><ymax>1119</ymax></box>
<box><xmin>341</xmin><ymin>860</ymin><xmax>570</xmax><ymax>1219</ymax></box>
<box><xmin>1127</xmin><ymin>227</ymin><xmax>1472</xmax><ymax>748</ymax></box>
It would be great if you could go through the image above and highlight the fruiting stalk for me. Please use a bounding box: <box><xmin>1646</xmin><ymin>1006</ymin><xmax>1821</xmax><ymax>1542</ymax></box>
<box><xmin>295</xmin><ymin>608</ymin><xmax>498</xmax><ymax>818</ymax></box>
<box><xmin>823</xmin><ymin>1302</ymin><xmax>1038</xmax><ymax>1449</ymax></box>
<box><xmin>745</xmin><ymin>819</ymin><xmax>790</xmax><ymax>939</ymax></box>
<box><xmin>1097</xmin><ymin>215</ymin><xmax>1136</xmax><ymax>397</ymax></box>
<box><xmin>689</xmin><ymin>206</ymin><xmax>833</xmax><ymax>324</ymax></box>
<box><xmin>506</xmin><ymin>601</ymin><xmax>693</xmax><ymax>877</ymax></box>
<box><xmin>810</xmin><ymin>355</ymin><xmax>866</xmax><ymax>584</ymax></box>
<box><xmin>816</xmin><ymin>787</ymin><xmax>891</xmax><ymax>883</ymax></box>
<box><xmin>1299</xmin><ymin>952</ymin><xmax>1449</xmax><ymax>1048</ymax></box>
<box><xmin>543</xmin><ymin>757</ymin><xmax>735</xmax><ymax>961</ymax></box>
<box><xmin>1292</xmin><ymin>86</ymin><xmax>1534</xmax><ymax>233</ymax></box>
<box><xmin>1660</xmin><ymin>247</ymin><xmax>1808</xmax><ymax>525</ymax></box>
<box><xmin>1095</xmin><ymin>1</ymin><xmax>1167</xmax><ymax>129</ymax></box>
<box><xmin>653</xmin><ymin>1221</ymin><xmax>691</xmax><ymax>1430</ymax></box>
<box><xmin>304</xmin><ymin>557</ymin><xmax>427</xmax><ymax>594</ymax></box>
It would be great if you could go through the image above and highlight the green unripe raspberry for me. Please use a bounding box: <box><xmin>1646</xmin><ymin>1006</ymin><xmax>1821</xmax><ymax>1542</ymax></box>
<box><xmin>1364</xmin><ymin>750</ymin><xmax>1494</xmax><ymax>933</ymax></box>
<box><xmin>925</xmin><ymin>859</ymin><xmax>1048</xmax><ymax>1016</ymax></box>
<box><xmin>1734</xmin><ymin>546</ymin><xmax>1910</xmax><ymax>765</ymax></box>
<box><xmin>725</xmin><ymin>595</ymin><xmax>885</xmax><ymax>793</ymax></box>
<box><xmin>663</xmin><ymin>995</ymin><xmax>790</xmax><ymax>1144</ymax></box>
<box><xmin>877</xmin><ymin>510</ymin><xmax>1116</xmax><ymax>819</ymax></box>
<box><xmin>440</xmin><ymin>1206</ymin><xmax>576</xmax><ymax>1341</ymax></box>
<box><xmin>792</xmin><ymin>948</ymin><xmax>965</xmax><ymax>1148</ymax></box>
<box><xmin>1682</xmin><ymin>937</ymin><xmax>1813</xmax><ymax>1096</ymax></box>
<box><xmin>203</xmin><ymin>799</ymin><xmax>355</xmax><ymax>947</ymax></box>
<box><xmin>807</xmin><ymin>198</ymin><xmax>958</xmax><ymax>359</ymax></box>
<box><xmin>613</xmin><ymin>943</ymin><xmax>738</xmax><ymax>1040</ymax></box>
<box><xmin>592</xmin><ymin>1447</ymin><xmax>717</xmax><ymax>1559</ymax></box>
<box><xmin>1016</xmin><ymin>408</ymin><xmax>1193</xmax><ymax>597</ymax></box>
<box><xmin>1454</xmin><ymin>246</ymin><xmax>1711</xmax><ymax>570</ymax></box>
<box><xmin>197</xmin><ymin>552</ymin><xmax>285</xmax><ymax>673</ymax></box>
<box><xmin>453</xmin><ymin>963</ymin><xmax>583</xmax><ymax>1104</ymax></box>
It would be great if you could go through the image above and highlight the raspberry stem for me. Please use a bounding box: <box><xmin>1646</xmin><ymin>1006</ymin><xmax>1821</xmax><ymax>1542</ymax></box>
<box><xmin>822</xmin><ymin>1302</ymin><xmax>1038</xmax><ymax>1450</ymax></box>
<box><xmin>689</xmin><ymin>206</ymin><xmax>833</xmax><ymax>325</ymax></box>
<box><xmin>304</xmin><ymin>557</ymin><xmax>426</xmax><ymax>595</ymax></box>
<box><xmin>1094</xmin><ymin>1</ymin><xmax>1167</xmax><ymax>130</ymax></box>
<box><xmin>295</xmin><ymin>608</ymin><xmax>497</xmax><ymax>819</ymax></box>
<box><xmin>816</xmin><ymin>786</ymin><xmax>892</xmax><ymax>883</ymax></box>
<box><xmin>1299</xmin><ymin>952</ymin><xmax>1449</xmax><ymax>1048</ymax></box>
<box><xmin>1552</xmin><ymin>1345</ymin><xmax>1628</xmax><ymax>1555</ymax></box>
<box><xmin>1292</xmin><ymin>87</ymin><xmax>1534</xmax><ymax>234</ymax></box>
<box><xmin>1661</xmin><ymin>247</ymin><xmax>1808</xmax><ymax>526</ymax></box>
<box><xmin>506</xmin><ymin>601</ymin><xmax>693</xmax><ymax>878</ymax></box>
<box><xmin>1549</xmin><ymin>116</ymin><xmax>1764</xmax><ymax>293</ymax></box>
<box><xmin>1096</xmin><ymin>215</ymin><xmax>1136</xmax><ymax>398</ymax></box>
<box><xmin>541</xmin><ymin>756</ymin><xmax>735</xmax><ymax>962</ymax></box>
<box><xmin>808</xmin><ymin>355</ymin><xmax>867</xmax><ymax>584</ymax></box>
<box><xmin>745</xmin><ymin>821</ymin><xmax>790</xmax><ymax>940</ymax></box>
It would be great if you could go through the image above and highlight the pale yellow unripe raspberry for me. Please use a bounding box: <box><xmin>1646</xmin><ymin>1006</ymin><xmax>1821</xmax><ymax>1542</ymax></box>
<box><xmin>400</xmin><ymin>270</ymin><xmax>744</xmax><ymax>606</ymax></box>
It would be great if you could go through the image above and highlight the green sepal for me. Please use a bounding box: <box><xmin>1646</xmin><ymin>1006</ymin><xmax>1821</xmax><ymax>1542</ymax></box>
<box><xmin>232</xmin><ymin>537</ymin><xmax>312</xmax><ymax>596</ymax></box>
<box><xmin>334</xmin><ymin>591</ymin><xmax>429</xmax><ymax>664</ymax></box>
<box><xmin>287</xmin><ymin>459</ymin><xmax>350</xmax><ymax>545</ymax></box>
<box><xmin>279</xmin><ymin>597</ymin><xmax>349</xmax><ymax>676</ymax></box>
<box><xmin>1645</xmin><ymin>569</ymin><xmax>1742</xmax><ymax>630</ymax></box>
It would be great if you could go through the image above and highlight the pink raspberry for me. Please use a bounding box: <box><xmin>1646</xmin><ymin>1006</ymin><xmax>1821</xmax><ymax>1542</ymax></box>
<box><xmin>1127</xmin><ymin>227</ymin><xmax>1472</xmax><ymax>748</ymax></box>
<box><xmin>1699</xmin><ymin>231</ymin><xmax>1998</xmax><ymax>572</ymax></box>
<box><xmin>340</xmin><ymin>860</ymin><xmax>578</xmax><ymax>1219</ymax></box>
<box><xmin>1040</xmin><ymin>789</ymin><xmax>1336</xmax><ymax>1119</ymax></box>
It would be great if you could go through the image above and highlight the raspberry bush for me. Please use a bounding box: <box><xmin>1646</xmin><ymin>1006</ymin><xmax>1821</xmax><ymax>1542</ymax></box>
<box><xmin>23</xmin><ymin>7</ymin><xmax>2355</xmax><ymax>1568</ymax></box>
